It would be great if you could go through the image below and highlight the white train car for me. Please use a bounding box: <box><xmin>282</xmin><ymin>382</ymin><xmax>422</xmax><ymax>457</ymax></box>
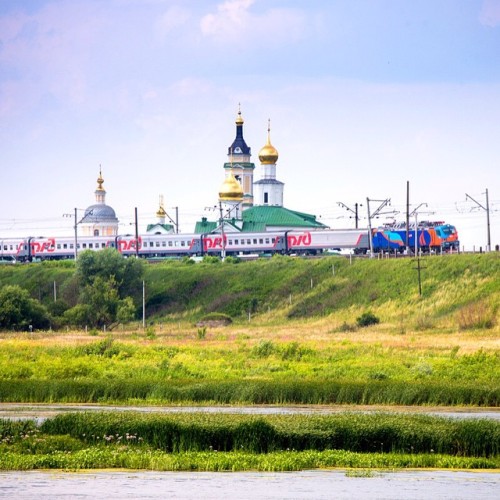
<box><xmin>0</xmin><ymin>228</ymin><xmax>370</xmax><ymax>262</ymax></box>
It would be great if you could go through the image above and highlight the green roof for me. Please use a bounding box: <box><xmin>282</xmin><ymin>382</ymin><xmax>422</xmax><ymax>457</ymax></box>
<box><xmin>194</xmin><ymin>206</ymin><xmax>327</xmax><ymax>234</ymax></box>
<box><xmin>194</xmin><ymin>218</ymin><xmax>217</xmax><ymax>234</ymax></box>
<box><xmin>146</xmin><ymin>223</ymin><xmax>173</xmax><ymax>233</ymax></box>
<box><xmin>241</xmin><ymin>206</ymin><xmax>327</xmax><ymax>230</ymax></box>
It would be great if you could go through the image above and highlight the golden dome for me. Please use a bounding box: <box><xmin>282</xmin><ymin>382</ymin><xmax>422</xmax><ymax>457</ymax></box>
<box><xmin>258</xmin><ymin>120</ymin><xmax>279</xmax><ymax>165</ymax></box>
<box><xmin>219</xmin><ymin>173</ymin><xmax>243</xmax><ymax>201</ymax></box>
<box><xmin>235</xmin><ymin>103</ymin><xmax>244</xmax><ymax>125</ymax></box>
<box><xmin>235</xmin><ymin>111</ymin><xmax>244</xmax><ymax>125</ymax></box>
<box><xmin>156</xmin><ymin>195</ymin><xmax>167</xmax><ymax>217</ymax></box>
<box><xmin>96</xmin><ymin>166</ymin><xmax>105</xmax><ymax>191</ymax></box>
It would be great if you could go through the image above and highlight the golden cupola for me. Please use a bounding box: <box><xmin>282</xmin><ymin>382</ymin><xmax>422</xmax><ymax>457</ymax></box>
<box><xmin>219</xmin><ymin>172</ymin><xmax>244</xmax><ymax>201</ymax></box>
<box><xmin>258</xmin><ymin>120</ymin><xmax>279</xmax><ymax>165</ymax></box>
<box><xmin>96</xmin><ymin>167</ymin><xmax>105</xmax><ymax>191</ymax></box>
<box><xmin>156</xmin><ymin>195</ymin><xmax>167</xmax><ymax>218</ymax></box>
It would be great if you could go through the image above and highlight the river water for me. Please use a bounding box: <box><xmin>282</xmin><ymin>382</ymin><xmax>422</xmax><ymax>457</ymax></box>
<box><xmin>1</xmin><ymin>403</ymin><xmax>499</xmax><ymax>421</ymax></box>
<box><xmin>1</xmin><ymin>469</ymin><xmax>499</xmax><ymax>499</ymax></box>
<box><xmin>1</xmin><ymin>404</ymin><xmax>498</xmax><ymax>499</ymax></box>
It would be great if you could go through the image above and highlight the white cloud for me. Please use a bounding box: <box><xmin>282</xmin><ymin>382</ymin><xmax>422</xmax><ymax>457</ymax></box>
<box><xmin>200</xmin><ymin>0</ymin><xmax>306</xmax><ymax>46</ymax></box>
<box><xmin>169</xmin><ymin>77</ymin><xmax>213</xmax><ymax>96</ymax></box>
<box><xmin>154</xmin><ymin>5</ymin><xmax>191</xmax><ymax>41</ymax></box>
<box><xmin>201</xmin><ymin>0</ymin><xmax>254</xmax><ymax>36</ymax></box>
<box><xmin>479</xmin><ymin>0</ymin><xmax>500</xmax><ymax>27</ymax></box>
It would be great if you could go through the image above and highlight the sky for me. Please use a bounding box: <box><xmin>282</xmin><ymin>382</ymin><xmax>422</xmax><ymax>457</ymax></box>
<box><xmin>1</xmin><ymin>0</ymin><xmax>499</xmax><ymax>251</ymax></box>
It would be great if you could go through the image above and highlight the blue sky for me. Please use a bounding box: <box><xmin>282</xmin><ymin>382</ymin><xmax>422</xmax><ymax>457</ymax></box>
<box><xmin>1</xmin><ymin>0</ymin><xmax>499</xmax><ymax>250</ymax></box>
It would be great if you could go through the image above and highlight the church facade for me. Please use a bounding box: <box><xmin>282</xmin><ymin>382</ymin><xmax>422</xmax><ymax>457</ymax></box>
<box><xmin>195</xmin><ymin>108</ymin><xmax>326</xmax><ymax>234</ymax></box>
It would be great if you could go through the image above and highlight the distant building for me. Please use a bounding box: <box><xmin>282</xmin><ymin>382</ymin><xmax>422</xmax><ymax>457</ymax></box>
<box><xmin>146</xmin><ymin>196</ymin><xmax>175</xmax><ymax>234</ymax></box>
<box><xmin>194</xmin><ymin>108</ymin><xmax>326</xmax><ymax>234</ymax></box>
<box><xmin>80</xmin><ymin>168</ymin><xmax>118</xmax><ymax>237</ymax></box>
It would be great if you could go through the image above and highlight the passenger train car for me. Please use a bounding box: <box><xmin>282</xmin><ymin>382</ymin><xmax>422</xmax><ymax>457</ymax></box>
<box><xmin>0</xmin><ymin>222</ymin><xmax>458</xmax><ymax>262</ymax></box>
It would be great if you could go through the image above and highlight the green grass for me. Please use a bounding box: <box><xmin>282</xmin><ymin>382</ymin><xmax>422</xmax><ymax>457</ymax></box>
<box><xmin>0</xmin><ymin>413</ymin><xmax>498</xmax><ymax>471</ymax></box>
<box><xmin>38</xmin><ymin>412</ymin><xmax>500</xmax><ymax>456</ymax></box>
<box><xmin>1</xmin><ymin>254</ymin><xmax>498</xmax><ymax>325</ymax></box>
<box><xmin>1</xmin><ymin>449</ymin><xmax>497</xmax><ymax>471</ymax></box>
<box><xmin>0</xmin><ymin>333</ymin><xmax>498</xmax><ymax>405</ymax></box>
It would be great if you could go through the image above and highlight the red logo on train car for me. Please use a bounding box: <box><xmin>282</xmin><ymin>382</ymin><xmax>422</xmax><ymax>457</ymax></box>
<box><xmin>117</xmin><ymin>237</ymin><xmax>142</xmax><ymax>252</ymax></box>
<box><xmin>287</xmin><ymin>232</ymin><xmax>312</xmax><ymax>247</ymax></box>
<box><xmin>31</xmin><ymin>238</ymin><xmax>56</xmax><ymax>254</ymax></box>
<box><xmin>203</xmin><ymin>235</ymin><xmax>226</xmax><ymax>250</ymax></box>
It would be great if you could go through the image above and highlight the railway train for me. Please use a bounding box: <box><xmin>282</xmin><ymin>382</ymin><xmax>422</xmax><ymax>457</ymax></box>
<box><xmin>0</xmin><ymin>222</ymin><xmax>459</xmax><ymax>262</ymax></box>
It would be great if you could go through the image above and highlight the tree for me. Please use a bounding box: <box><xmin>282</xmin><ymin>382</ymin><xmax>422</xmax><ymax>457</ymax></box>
<box><xmin>0</xmin><ymin>285</ymin><xmax>50</xmax><ymax>330</ymax></box>
<box><xmin>77</xmin><ymin>249</ymin><xmax>145</xmax><ymax>299</ymax></box>
<box><xmin>75</xmin><ymin>249</ymin><xmax>145</xmax><ymax>326</ymax></box>
<box><xmin>116</xmin><ymin>297</ymin><xmax>137</xmax><ymax>323</ymax></box>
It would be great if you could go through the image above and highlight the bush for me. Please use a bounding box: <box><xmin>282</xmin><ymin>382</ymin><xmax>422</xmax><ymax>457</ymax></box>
<box><xmin>0</xmin><ymin>285</ymin><xmax>50</xmax><ymax>330</ymax></box>
<box><xmin>356</xmin><ymin>311</ymin><xmax>380</xmax><ymax>327</ymax></box>
<box><xmin>457</xmin><ymin>302</ymin><xmax>496</xmax><ymax>330</ymax></box>
<box><xmin>198</xmin><ymin>312</ymin><xmax>232</xmax><ymax>324</ymax></box>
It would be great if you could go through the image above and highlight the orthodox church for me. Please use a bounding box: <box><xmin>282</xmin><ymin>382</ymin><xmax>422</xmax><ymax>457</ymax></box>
<box><xmin>195</xmin><ymin>108</ymin><xmax>326</xmax><ymax>234</ymax></box>
<box><xmin>80</xmin><ymin>168</ymin><xmax>119</xmax><ymax>237</ymax></box>
<box><xmin>80</xmin><ymin>109</ymin><xmax>325</xmax><ymax>237</ymax></box>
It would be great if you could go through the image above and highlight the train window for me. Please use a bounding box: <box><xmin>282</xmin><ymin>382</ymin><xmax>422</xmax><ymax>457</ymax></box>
<box><xmin>181</xmin><ymin>241</ymin><xmax>185</xmax><ymax>246</ymax></box>
<box><xmin>168</xmin><ymin>241</ymin><xmax>172</xmax><ymax>247</ymax></box>
<box><xmin>228</xmin><ymin>240</ymin><xmax>232</xmax><ymax>246</ymax></box>
<box><xmin>63</xmin><ymin>244</ymin><xmax>67</xmax><ymax>249</ymax></box>
<box><xmin>89</xmin><ymin>243</ymin><xmax>93</xmax><ymax>249</ymax></box>
<box><xmin>259</xmin><ymin>239</ymin><xmax>263</xmax><ymax>244</ymax></box>
<box><xmin>102</xmin><ymin>243</ymin><xmax>106</xmax><ymax>248</ymax></box>
<box><xmin>150</xmin><ymin>242</ymin><xmax>154</xmax><ymax>248</ymax></box>
<box><xmin>265</xmin><ymin>238</ymin><xmax>270</xmax><ymax>244</ymax></box>
<box><xmin>70</xmin><ymin>244</ymin><xmax>74</xmax><ymax>249</ymax></box>
<box><xmin>235</xmin><ymin>239</ymin><xmax>239</xmax><ymax>245</ymax></box>
<box><xmin>247</xmin><ymin>239</ymin><xmax>251</xmax><ymax>244</ymax></box>
<box><xmin>57</xmin><ymin>244</ymin><xmax>61</xmax><ymax>249</ymax></box>
<box><xmin>253</xmin><ymin>239</ymin><xmax>257</xmax><ymax>244</ymax></box>
<box><xmin>82</xmin><ymin>243</ymin><xmax>87</xmax><ymax>249</ymax></box>
<box><xmin>162</xmin><ymin>241</ymin><xmax>166</xmax><ymax>247</ymax></box>
<box><xmin>156</xmin><ymin>241</ymin><xmax>160</xmax><ymax>247</ymax></box>
<box><xmin>271</xmin><ymin>238</ymin><xmax>275</xmax><ymax>243</ymax></box>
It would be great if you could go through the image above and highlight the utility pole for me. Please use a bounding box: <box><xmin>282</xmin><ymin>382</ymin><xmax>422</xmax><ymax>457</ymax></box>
<box><xmin>466</xmin><ymin>189</ymin><xmax>491</xmax><ymax>252</ymax></box>
<box><xmin>406</xmin><ymin>181</ymin><xmax>410</xmax><ymax>247</ymax></box>
<box><xmin>73</xmin><ymin>207</ymin><xmax>78</xmax><ymax>259</ymax></box>
<box><xmin>142</xmin><ymin>280</ymin><xmax>145</xmax><ymax>329</ymax></box>
<box><xmin>409</xmin><ymin>203</ymin><xmax>428</xmax><ymax>255</ymax></box>
<box><xmin>134</xmin><ymin>207</ymin><xmax>139</xmax><ymax>258</ymax></box>
<box><xmin>175</xmin><ymin>206</ymin><xmax>179</xmax><ymax>234</ymax></box>
<box><xmin>337</xmin><ymin>202</ymin><xmax>362</xmax><ymax>228</ymax></box>
<box><xmin>366</xmin><ymin>198</ymin><xmax>392</xmax><ymax>257</ymax></box>
<box><xmin>63</xmin><ymin>207</ymin><xmax>91</xmax><ymax>260</ymax></box>
<box><xmin>219</xmin><ymin>201</ymin><xmax>226</xmax><ymax>261</ymax></box>
<box><xmin>414</xmin><ymin>252</ymin><xmax>424</xmax><ymax>296</ymax></box>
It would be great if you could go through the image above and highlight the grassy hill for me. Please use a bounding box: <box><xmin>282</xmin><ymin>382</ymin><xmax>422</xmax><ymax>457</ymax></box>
<box><xmin>0</xmin><ymin>253</ymin><xmax>498</xmax><ymax>330</ymax></box>
<box><xmin>0</xmin><ymin>253</ymin><xmax>498</xmax><ymax>406</ymax></box>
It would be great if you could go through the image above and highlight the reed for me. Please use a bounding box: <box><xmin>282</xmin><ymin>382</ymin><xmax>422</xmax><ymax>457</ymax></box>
<box><xmin>1</xmin><ymin>378</ymin><xmax>497</xmax><ymax>406</ymax></box>
<box><xmin>38</xmin><ymin>412</ymin><xmax>500</xmax><ymax>457</ymax></box>
<box><xmin>0</xmin><ymin>449</ymin><xmax>497</xmax><ymax>472</ymax></box>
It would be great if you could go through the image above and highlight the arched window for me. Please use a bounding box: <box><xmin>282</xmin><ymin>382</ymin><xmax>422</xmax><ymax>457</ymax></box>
<box><xmin>93</xmin><ymin>229</ymin><xmax>99</xmax><ymax>237</ymax></box>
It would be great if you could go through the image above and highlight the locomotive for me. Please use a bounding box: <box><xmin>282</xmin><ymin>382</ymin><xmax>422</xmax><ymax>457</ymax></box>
<box><xmin>0</xmin><ymin>222</ymin><xmax>459</xmax><ymax>262</ymax></box>
<box><xmin>370</xmin><ymin>221</ymin><xmax>459</xmax><ymax>254</ymax></box>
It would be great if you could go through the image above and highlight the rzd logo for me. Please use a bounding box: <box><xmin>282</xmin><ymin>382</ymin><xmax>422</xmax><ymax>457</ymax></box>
<box><xmin>287</xmin><ymin>232</ymin><xmax>312</xmax><ymax>247</ymax></box>
<box><xmin>203</xmin><ymin>236</ymin><xmax>226</xmax><ymax>250</ymax></box>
